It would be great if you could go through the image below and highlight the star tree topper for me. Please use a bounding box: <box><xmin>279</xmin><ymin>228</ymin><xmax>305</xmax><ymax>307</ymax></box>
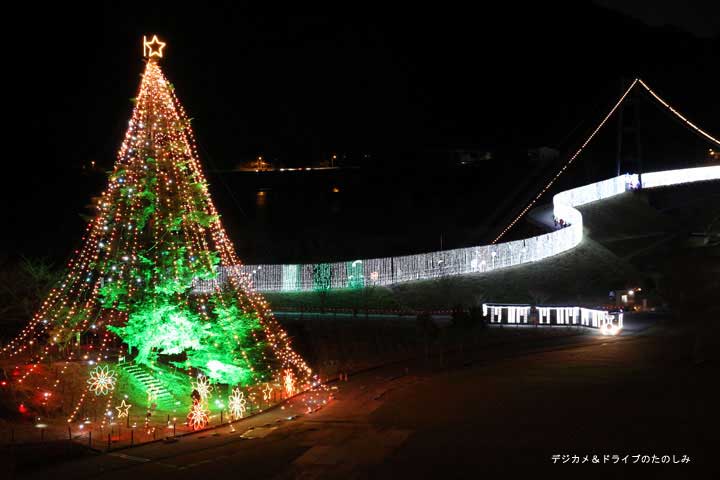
<box><xmin>143</xmin><ymin>35</ymin><xmax>166</xmax><ymax>58</ymax></box>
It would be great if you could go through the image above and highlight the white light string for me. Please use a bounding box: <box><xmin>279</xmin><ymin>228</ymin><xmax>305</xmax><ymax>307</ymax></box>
<box><xmin>492</xmin><ymin>77</ymin><xmax>719</xmax><ymax>243</ymax></box>
<box><xmin>491</xmin><ymin>79</ymin><xmax>639</xmax><ymax>244</ymax></box>
<box><xmin>191</xmin><ymin>78</ymin><xmax>720</xmax><ymax>294</ymax></box>
<box><xmin>481</xmin><ymin>303</ymin><xmax>623</xmax><ymax>335</ymax></box>
<box><xmin>194</xmin><ymin>164</ymin><xmax>720</xmax><ymax>294</ymax></box>
<box><xmin>637</xmin><ymin>79</ymin><xmax>720</xmax><ymax>147</ymax></box>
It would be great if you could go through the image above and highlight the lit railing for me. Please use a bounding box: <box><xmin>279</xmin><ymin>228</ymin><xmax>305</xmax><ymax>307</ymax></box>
<box><xmin>193</xmin><ymin>165</ymin><xmax>720</xmax><ymax>293</ymax></box>
<box><xmin>482</xmin><ymin>303</ymin><xmax>623</xmax><ymax>335</ymax></box>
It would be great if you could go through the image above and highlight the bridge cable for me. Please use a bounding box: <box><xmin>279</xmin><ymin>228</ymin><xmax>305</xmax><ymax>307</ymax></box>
<box><xmin>636</xmin><ymin>79</ymin><xmax>720</xmax><ymax>147</ymax></box>
<box><xmin>491</xmin><ymin>79</ymin><xmax>638</xmax><ymax>244</ymax></box>
<box><xmin>491</xmin><ymin>78</ymin><xmax>720</xmax><ymax>244</ymax></box>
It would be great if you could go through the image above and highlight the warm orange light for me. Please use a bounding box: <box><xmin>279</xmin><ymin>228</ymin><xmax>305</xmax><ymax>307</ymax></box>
<box><xmin>143</xmin><ymin>35</ymin><xmax>166</xmax><ymax>58</ymax></box>
<box><xmin>4</xmin><ymin>55</ymin><xmax>325</xmax><ymax>424</ymax></box>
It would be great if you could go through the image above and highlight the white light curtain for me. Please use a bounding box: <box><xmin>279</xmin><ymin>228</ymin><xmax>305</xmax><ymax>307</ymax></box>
<box><xmin>193</xmin><ymin>166</ymin><xmax>720</xmax><ymax>293</ymax></box>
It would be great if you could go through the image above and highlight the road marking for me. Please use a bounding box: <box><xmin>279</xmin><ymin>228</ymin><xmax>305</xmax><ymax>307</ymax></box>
<box><xmin>108</xmin><ymin>452</ymin><xmax>150</xmax><ymax>463</ymax></box>
<box><xmin>241</xmin><ymin>426</ymin><xmax>277</xmax><ymax>439</ymax></box>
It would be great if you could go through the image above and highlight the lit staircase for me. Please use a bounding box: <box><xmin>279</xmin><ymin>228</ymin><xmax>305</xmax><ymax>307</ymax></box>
<box><xmin>120</xmin><ymin>363</ymin><xmax>176</xmax><ymax>410</ymax></box>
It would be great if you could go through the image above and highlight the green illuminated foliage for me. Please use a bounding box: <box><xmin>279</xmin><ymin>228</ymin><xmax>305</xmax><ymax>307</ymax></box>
<box><xmin>108</xmin><ymin>293</ymin><xmax>267</xmax><ymax>385</ymax></box>
<box><xmin>108</xmin><ymin>302</ymin><xmax>210</xmax><ymax>365</ymax></box>
<box><xmin>186</xmin><ymin>211</ymin><xmax>219</xmax><ymax>228</ymax></box>
<box><xmin>99</xmin><ymin>281</ymin><xmax>129</xmax><ymax>310</ymax></box>
<box><xmin>23</xmin><ymin>60</ymin><xmax>302</xmax><ymax>409</ymax></box>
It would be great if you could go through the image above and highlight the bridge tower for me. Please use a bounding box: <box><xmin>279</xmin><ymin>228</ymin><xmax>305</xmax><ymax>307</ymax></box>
<box><xmin>615</xmin><ymin>78</ymin><xmax>644</xmax><ymax>184</ymax></box>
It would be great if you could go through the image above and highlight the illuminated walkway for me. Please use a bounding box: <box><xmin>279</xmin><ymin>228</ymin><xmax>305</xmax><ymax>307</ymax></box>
<box><xmin>192</xmin><ymin>79</ymin><xmax>719</xmax><ymax>293</ymax></box>
<box><xmin>194</xmin><ymin>164</ymin><xmax>719</xmax><ymax>294</ymax></box>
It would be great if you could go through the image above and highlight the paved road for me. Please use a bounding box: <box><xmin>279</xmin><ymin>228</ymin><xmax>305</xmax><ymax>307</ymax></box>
<box><xmin>14</xmin><ymin>316</ymin><xmax>708</xmax><ymax>479</ymax></box>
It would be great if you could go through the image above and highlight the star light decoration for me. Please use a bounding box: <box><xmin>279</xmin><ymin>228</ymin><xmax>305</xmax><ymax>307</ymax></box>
<box><xmin>1</xmin><ymin>36</ymin><xmax>318</xmax><ymax>427</ymax></box>
<box><xmin>262</xmin><ymin>383</ymin><xmax>273</xmax><ymax>402</ymax></box>
<box><xmin>228</xmin><ymin>387</ymin><xmax>247</xmax><ymax>420</ymax></box>
<box><xmin>87</xmin><ymin>365</ymin><xmax>117</xmax><ymax>396</ymax></box>
<box><xmin>143</xmin><ymin>35</ymin><xmax>166</xmax><ymax>58</ymax></box>
<box><xmin>115</xmin><ymin>399</ymin><xmax>132</xmax><ymax>418</ymax></box>
<box><xmin>192</xmin><ymin>373</ymin><xmax>213</xmax><ymax>402</ymax></box>
<box><xmin>187</xmin><ymin>401</ymin><xmax>209</xmax><ymax>430</ymax></box>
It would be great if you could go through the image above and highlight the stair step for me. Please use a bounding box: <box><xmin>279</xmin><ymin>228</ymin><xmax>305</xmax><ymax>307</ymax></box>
<box><xmin>121</xmin><ymin>363</ymin><xmax>175</xmax><ymax>407</ymax></box>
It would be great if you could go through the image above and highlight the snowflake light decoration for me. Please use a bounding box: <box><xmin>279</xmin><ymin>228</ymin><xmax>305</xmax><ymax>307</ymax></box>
<box><xmin>192</xmin><ymin>373</ymin><xmax>213</xmax><ymax>402</ymax></box>
<box><xmin>228</xmin><ymin>387</ymin><xmax>247</xmax><ymax>419</ymax></box>
<box><xmin>87</xmin><ymin>365</ymin><xmax>117</xmax><ymax>396</ymax></box>
<box><xmin>187</xmin><ymin>401</ymin><xmax>209</xmax><ymax>430</ymax></box>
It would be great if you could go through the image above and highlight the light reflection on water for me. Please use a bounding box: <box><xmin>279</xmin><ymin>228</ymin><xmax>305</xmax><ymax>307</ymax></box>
<box><xmin>209</xmin><ymin>167</ymin><xmax>520</xmax><ymax>264</ymax></box>
<box><xmin>256</xmin><ymin>190</ymin><xmax>267</xmax><ymax>207</ymax></box>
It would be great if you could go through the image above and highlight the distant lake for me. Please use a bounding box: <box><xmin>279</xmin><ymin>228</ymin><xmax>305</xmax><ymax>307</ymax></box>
<box><xmin>207</xmin><ymin>162</ymin><xmax>545</xmax><ymax>265</ymax></box>
<box><xmin>5</xmin><ymin>159</ymin><xmax>546</xmax><ymax>263</ymax></box>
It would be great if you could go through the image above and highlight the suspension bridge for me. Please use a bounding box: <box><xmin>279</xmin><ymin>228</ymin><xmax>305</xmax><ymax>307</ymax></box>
<box><xmin>193</xmin><ymin>78</ymin><xmax>720</xmax><ymax>294</ymax></box>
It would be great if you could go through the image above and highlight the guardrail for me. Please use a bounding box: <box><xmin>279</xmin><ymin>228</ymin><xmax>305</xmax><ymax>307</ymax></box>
<box><xmin>193</xmin><ymin>165</ymin><xmax>720</xmax><ymax>293</ymax></box>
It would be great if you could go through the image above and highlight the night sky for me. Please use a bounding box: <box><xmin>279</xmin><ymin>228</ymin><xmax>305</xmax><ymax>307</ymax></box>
<box><xmin>1</xmin><ymin>2</ymin><xmax>717</xmax><ymax>260</ymax></box>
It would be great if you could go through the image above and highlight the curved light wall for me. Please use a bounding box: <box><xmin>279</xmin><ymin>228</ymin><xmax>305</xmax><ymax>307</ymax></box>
<box><xmin>194</xmin><ymin>165</ymin><xmax>720</xmax><ymax>293</ymax></box>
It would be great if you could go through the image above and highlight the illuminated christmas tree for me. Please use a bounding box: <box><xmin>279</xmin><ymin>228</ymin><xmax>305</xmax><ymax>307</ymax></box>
<box><xmin>0</xmin><ymin>36</ymin><xmax>313</xmax><ymax>427</ymax></box>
